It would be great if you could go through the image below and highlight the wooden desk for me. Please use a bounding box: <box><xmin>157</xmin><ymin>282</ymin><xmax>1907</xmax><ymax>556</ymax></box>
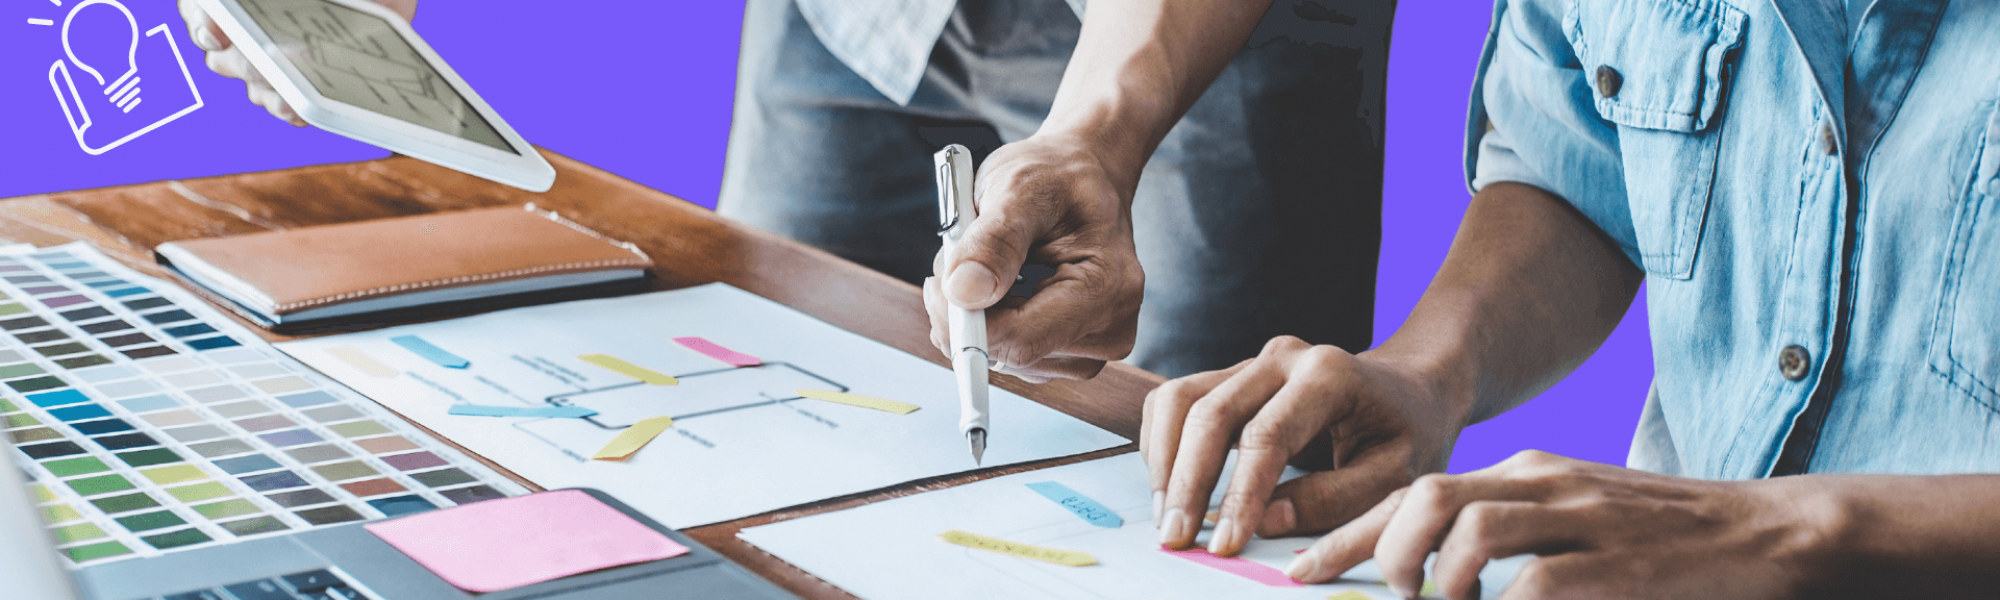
<box><xmin>0</xmin><ymin>150</ymin><xmax>1162</xmax><ymax>599</ymax></box>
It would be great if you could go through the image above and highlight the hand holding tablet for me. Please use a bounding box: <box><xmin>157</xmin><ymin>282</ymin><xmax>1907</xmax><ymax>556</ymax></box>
<box><xmin>178</xmin><ymin>0</ymin><xmax>555</xmax><ymax>191</ymax></box>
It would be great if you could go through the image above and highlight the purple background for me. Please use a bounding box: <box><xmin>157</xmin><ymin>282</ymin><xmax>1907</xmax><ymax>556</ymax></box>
<box><xmin>0</xmin><ymin>1</ymin><xmax>1652</xmax><ymax>473</ymax></box>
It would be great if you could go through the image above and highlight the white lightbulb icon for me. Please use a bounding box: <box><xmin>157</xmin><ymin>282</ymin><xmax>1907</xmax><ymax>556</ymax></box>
<box><xmin>61</xmin><ymin>0</ymin><xmax>144</xmax><ymax>114</ymax></box>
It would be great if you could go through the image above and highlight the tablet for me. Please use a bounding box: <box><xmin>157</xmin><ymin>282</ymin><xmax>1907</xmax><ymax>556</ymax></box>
<box><xmin>195</xmin><ymin>0</ymin><xmax>556</xmax><ymax>191</ymax></box>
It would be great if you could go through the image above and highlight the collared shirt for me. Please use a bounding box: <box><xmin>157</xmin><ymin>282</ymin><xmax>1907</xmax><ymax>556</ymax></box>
<box><xmin>1468</xmin><ymin>0</ymin><xmax>2000</xmax><ymax>479</ymax></box>
<box><xmin>792</xmin><ymin>0</ymin><xmax>1086</xmax><ymax>105</ymax></box>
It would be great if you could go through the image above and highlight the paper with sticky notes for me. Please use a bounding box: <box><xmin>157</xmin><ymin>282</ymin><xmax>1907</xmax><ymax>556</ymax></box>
<box><xmin>277</xmin><ymin>284</ymin><xmax>1124</xmax><ymax>529</ymax></box>
<box><xmin>1025</xmin><ymin>481</ymin><xmax>1121</xmax><ymax>528</ymax></box>
<box><xmin>674</xmin><ymin>336</ymin><xmax>762</xmax><ymax>367</ymax></box>
<box><xmin>796</xmin><ymin>388</ymin><xmax>920</xmax><ymax>414</ymax></box>
<box><xmin>591</xmin><ymin>416</ymin><xmax>674</xmax><ymax>461</ymax></box>
<box><xmin>447</xmin><ymin>404</ymin><xmax>599</xmax><ymax>418</ymax></box>
<box><xmin>739</xmin><ymin>453</ymin><xmax>1533</xmax><ymax>600</ymax></box>
<box><xmin>365</xmin><ymin>489</ymin><xmax>688</xmax><ymax>593</ymax></box>
<box><xmin>939</xmin><ymin>530</ymin><xmax>1096</xmax><ymax>566</ymax></box>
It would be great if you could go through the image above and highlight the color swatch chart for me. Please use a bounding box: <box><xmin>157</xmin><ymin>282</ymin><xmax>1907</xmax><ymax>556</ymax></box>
<box><xmin>0</xmin><ymin>244</ymin><xmax>525</xmax><ymax>566</ymax></box>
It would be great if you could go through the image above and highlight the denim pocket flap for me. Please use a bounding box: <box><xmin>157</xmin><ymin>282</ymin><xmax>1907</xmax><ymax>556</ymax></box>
<box><xmin>1565</xmin><ymin>0</ymin><xmax>1746</xmax><ymax>132</ymax></box>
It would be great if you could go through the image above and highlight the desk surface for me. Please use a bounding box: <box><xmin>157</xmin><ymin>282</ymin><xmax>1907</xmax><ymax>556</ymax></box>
<box><xmin>0</xmin><ymin>150</ymin><xmax>1161</xmax><ymax>600</ymax></box>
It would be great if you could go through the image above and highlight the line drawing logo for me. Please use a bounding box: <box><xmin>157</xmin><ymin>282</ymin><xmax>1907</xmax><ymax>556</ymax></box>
<box><xmin>30</xmin><ymin>0</ymin><xmax>204</xmax><ymax>155</ymax></box>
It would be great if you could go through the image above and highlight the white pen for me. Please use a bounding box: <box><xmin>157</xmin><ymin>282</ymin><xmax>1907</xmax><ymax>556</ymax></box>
<box><xmin>935</xmin><ymin>144</ymin><xmax>990</xmax><ymax>465</ymax></box>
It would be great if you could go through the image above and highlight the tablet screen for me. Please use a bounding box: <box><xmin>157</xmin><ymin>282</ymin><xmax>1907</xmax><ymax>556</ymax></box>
<box><xmin>240</xmin><ymin>0</ymin><xmax>515</xmax><ymax>153</ymax></box>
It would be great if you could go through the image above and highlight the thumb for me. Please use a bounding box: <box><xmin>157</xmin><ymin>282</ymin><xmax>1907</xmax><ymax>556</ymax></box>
<box><xmin>943</xmin><ymin>206</ymin><xmax>1037</xmax><ymax>310</ymax></box>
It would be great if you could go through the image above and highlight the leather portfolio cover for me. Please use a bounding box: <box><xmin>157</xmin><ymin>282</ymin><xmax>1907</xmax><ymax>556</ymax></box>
<box><xmin>154</xmin><ymin>205</ymin><xmax>651</xmax><ymax>326</ymax></box>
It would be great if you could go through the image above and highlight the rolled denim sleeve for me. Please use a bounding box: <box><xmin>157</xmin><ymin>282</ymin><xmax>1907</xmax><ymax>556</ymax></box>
<box><xmin>1464</xmin><ymin>0</ymin><xmax>1641</xmax><ymax>267</ymax></box>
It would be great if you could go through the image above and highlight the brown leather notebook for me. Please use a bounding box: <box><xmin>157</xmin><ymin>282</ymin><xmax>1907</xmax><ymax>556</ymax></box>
<box><xmin>155</xmin><ymin>205</ymin><xmax>651</xmax><ymax>328</ymax></box>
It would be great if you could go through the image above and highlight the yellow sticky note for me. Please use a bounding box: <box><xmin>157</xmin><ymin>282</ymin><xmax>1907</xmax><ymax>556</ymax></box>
<box><xmin>328</xmin><ymin>347</ymin><xmax>398</xmax><ymax>378</ymax></box>
<box><xmin>1328</xmin><ymin>592</ymin><xmax>1378</xmax><ymax>600</ymax></box>
<box><xmin>591</xmin><ymin>415</ymin><xmax>674</xmax><ymax>461</ymax></box>
<box><xmin>795</xmin><ymin>388</ymin><xmax>919</xmax><ymax>414</ymax></box>
<box><xmin>141</xmin><ymin>465</ymin><xmax>207</xmax><ymax>485</ymax></box>
<box><xmin>579</xmin><ymin>354</ymin><xmax>678</xmax><ymax>385</ymax></box>
<box><xmin>939</xmin><ymin>530</ymin><xmax>1096</xmax><ymax>566</ymax></box>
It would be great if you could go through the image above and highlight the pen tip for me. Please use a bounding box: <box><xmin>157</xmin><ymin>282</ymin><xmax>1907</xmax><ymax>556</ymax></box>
<box><xmin>968</xmin><ymin>428</ymin><xmax>986</xmax><ymax>466</ymax></box>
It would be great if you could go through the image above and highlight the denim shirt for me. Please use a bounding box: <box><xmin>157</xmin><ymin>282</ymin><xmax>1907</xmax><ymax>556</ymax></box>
<box><xmin>1467</xmin><ymin>0</ymin><xmax>2000</xmax><ymax>479</ymax></box>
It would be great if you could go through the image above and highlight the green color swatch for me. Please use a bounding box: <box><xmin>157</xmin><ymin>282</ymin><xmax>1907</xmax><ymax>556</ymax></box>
<box><xmin>0</xmin><ymin>304</ymin><xmax>27</xmax><ymax>317</ymax></box>
<box><xmin>66</xmin><ymin>474</ymin><xmax>134</xmax><ymax>496</ymax></box>
<box><xmin>0</xmin><ymin>363</ymin><xmax>45</xmax><ymax>378</ymax></box>
<box><xmin>166</xmin><ymin>482</ymin><xmax>231</xmax><ymax>503</ymax></box>
<box><xmin>194</xmin><ymin>499</ymin><xmax>260</xmax><ymax>519</ymax></box>
<box><xmin>116</xmin><ymin>448</ymin><xmax>181</xmax><ymax>468</ymax></box>
<box><xmin>54</xmin><ymin>523</ymin><xmax>107</xmax><ymax>543</ymax></box>
<box><xmin>114</xmin><ymin>510</ymin><xmax>187</xmax><ymax>532</ymax></box>
<box><xmin>64</xmin><ymin>541</ymin><xmax>130</xmax><ymax>563</ymax></box>
<box><xmin>43</xmin><ymin>456</ymin><xmax>110</xmax><ymax>477</ymax></box>
<box><xmin>91</xmin><ymin>492</ymin><xmax>160</xmax><ymax>514</ymax></box>
<box><xmin>10</xmin><ymin>427</ymin><xmax>62</xmax><ymax>443</ymax></box>
<box><xmin>40</xmin><ymin>503</ymin><xmax>82</xmax><ymax>524</ymax></box>
<box><xmin>5</xmin><ymin>413</ymin><xmax>42</xmax><ymax>428</ymax></box>
<box><xmin>142</xmin><ymin>528</ymin><xmax>213</xmax><ymax>550</ymax></box>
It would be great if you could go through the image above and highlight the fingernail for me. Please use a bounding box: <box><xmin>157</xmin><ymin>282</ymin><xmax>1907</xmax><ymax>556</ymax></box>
<box><xmin>1157</xmin><ymin>508</ymin><xmax>1189</xmax><ymax>547</ymax></box>
<box><xmin>1260</xmin><ymin>498</ymin><xmax>1296</xmax><ymax>534</ymax></box>
<box><xmin>945</xmin><ymin>262</ymin><xmax>999</xmax><ymax>305</ymax></box>
<box><xmin>1283</xmin><ymin>548</ymin><xmax>1318</xmax><ymax>581</ymax></box>
<box><xmin>1388</xmin><ymin>579</ymin><xmax>1414</xmax><ymax>599</ymax></box>
<box><xmin>1211</xmin><ymin>517</ymin><xmax>1239</xmax><ymax>555</ymax></box>
<box><xmin>1152</xmin><ymin>491</ymin><xmax>1164</xmax><ymax>523</ymax></box>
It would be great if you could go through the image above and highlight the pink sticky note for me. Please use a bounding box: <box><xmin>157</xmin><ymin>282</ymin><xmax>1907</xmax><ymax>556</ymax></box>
<box><xmin>1160</xmin><ymin>548</ymin><xmax>1305</xmax><ymax>587</ymax></box>
<box><xmin>673</xmin><ymin>336</ymin><xmax>762</xmax><ymax>367</ymax></box>
<box><xmin>365</xmin><ymin>490</ymin><xmax>689</xmax><ymax>593</ymax></box>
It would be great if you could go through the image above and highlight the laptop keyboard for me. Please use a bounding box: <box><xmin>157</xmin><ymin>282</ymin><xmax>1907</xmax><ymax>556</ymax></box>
<box><xmin>148</xmin><ymin>569</ymin><xmax>371</xmax><ymax>600</ymax></box>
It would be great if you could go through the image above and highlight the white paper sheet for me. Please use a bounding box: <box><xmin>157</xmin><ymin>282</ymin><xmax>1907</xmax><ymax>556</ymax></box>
<box><xmin>739</xmin><ymin>452</ymin><xmax>1527</xmax><ymax>600</ymax></box>
<box><xmin>275</xmin><ymin>283</ymin><xmax>1127</xmax><ymax>528</ymax></box>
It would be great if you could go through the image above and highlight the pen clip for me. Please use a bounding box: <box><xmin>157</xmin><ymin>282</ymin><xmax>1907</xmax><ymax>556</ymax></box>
<box><xmin>936</xmin><ymin>148</ymin><xmax>960</xmax><ymax>235</ymax></box>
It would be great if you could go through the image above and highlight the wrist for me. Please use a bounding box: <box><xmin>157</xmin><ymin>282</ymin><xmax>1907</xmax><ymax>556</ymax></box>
<box><xmin>1035</xmin><ymin>94</ymin><xmax>1172</xmax><ymax>200</ymax></box>
<box><xmin>1743</xmin><ymin>476</ymin><xmax>1857</xmax><ymax>599</ymax></box>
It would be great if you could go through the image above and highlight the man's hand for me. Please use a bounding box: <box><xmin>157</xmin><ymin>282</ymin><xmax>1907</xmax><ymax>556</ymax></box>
<box><xmin>177</xmin><ymin>0</ymin><xmax>418</xmax><ymax>126</ymax></box>
<box><xmin>925</xmin><ymin>133</ymin><xmax>1144</xmax><ymax>382</ymax></box>
<box><xmin>1143</xmin><ymin>336</ymin><xmax>1465</xmax><ymax>557</ymax></box>
<box><xmin>1285</xmin><ymin>451</ymin><xmax>1832</xmax><ymax>600</ymax></box>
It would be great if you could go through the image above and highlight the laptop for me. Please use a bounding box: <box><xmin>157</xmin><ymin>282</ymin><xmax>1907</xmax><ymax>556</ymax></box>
<box><xmin>1</xmin><ymin>446</ymin><xmax>799</xmax><ymax>600</ymax></box>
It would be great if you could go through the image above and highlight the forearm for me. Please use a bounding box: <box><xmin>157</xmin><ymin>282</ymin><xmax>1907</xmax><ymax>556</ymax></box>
<box><xmin>1037</xmin><ymin>0</ymin><xmax>1274</xmax><ymax>198</ymax></box>
<box><xmin>1368</xmin><ymin>182</ymin><xmax>1643</xmax><ymax>425</ymax></box>
<box><xmin>1799</xmin><ymin>474</ymin><xmax>2000</xmax><ymax>597</ymax></box>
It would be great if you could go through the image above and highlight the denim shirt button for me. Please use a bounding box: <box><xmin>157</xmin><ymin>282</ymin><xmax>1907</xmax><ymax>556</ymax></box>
<box><xmin>1819</xmin><ymin>122</ymin><xmax>1839</xmax><ymax>156</ymax></box>
<box><xmin>1594</xmin><ymin>65</ymin><xmax>1622</xmax><ymax>98</ymax></box>
<box><xmin>1779</xmin><ymin>345</ymin><xmax>1811</xmax><ymax>381</ymax></box>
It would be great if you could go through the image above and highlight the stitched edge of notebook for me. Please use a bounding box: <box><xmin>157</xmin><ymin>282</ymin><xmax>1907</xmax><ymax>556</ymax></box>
<box><xmin>271</xmin><ymin>259</ymin><xmax>652</xmax><ymax>311</ymax></box>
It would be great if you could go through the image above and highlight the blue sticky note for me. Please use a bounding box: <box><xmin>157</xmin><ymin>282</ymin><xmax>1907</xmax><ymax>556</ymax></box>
<box><xmin>1025</xmin><ymin>482</ymin><xmax>1122</xmax><ymax>528</ymax></box>
<box><xmin>391</xmin><ymin>335</ymin><xmax>469</xmax><ymax>369</ymax></box>
<box><xmin>447</xmin><ymin>404</ymin><xmax>597</xmax><ymax>419</ymax></box>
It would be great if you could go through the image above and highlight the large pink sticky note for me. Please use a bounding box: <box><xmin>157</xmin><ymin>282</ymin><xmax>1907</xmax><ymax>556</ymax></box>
<box><xmin>1160</xmin><ymin>548</ymin><xmax>1305</xmax><ymax>587</ymax></box>
<box><xmin>673</xmin><ymin>336</ymin><xmax>762</xmax><ymax>367</ymax></box>
<box><xmin>365</xmin><ymin>490</ymin><xmax>689</xmax><ymax>593</ymax></box>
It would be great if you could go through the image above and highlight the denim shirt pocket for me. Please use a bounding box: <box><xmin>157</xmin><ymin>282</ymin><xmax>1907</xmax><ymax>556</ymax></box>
<box><xmin>1565</xmin><ymin>0</ymin><xmax>1745</xmax><ymax>279</ymax></box>
<box><xmin>1930</xmin><ymin>99</ymin><xmax>2000</xmax><ymax>413</ymax></box>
